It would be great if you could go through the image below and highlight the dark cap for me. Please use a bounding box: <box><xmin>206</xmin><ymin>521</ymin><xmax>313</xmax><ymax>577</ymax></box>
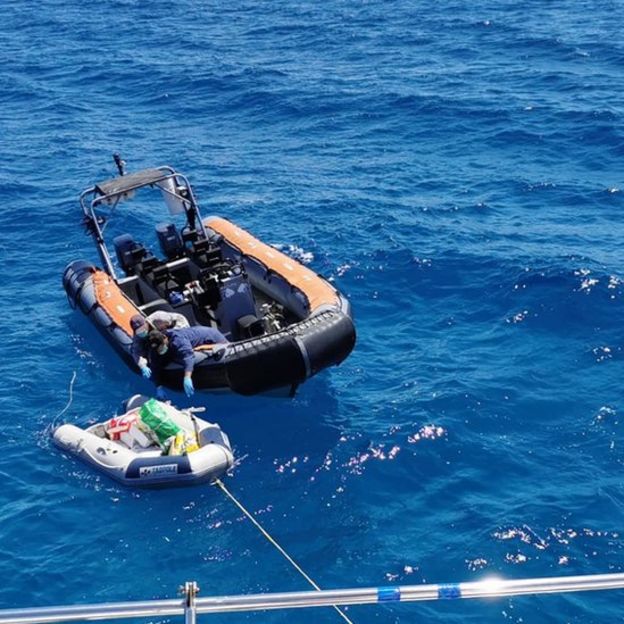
<box><xmin>148</xmin><ymin>330</ymin><xmax>166</xmax><ymax>350</ymax></box>
<box><xmin>130</xmin><ymin>314</ymin><xmax>147</xmax><ymax>331</ymax></box>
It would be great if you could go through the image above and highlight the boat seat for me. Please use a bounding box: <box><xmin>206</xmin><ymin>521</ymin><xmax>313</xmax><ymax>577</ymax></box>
<box><xmin>156</xmin><ymin>222</ymin><xmax>184</xmax><ymax>260</ymax></box>
<box><xmin>139</xmin><ymin>255</ymin><xmax>160</xmax><ymax>274</ymax></box>
<box><xmin>191</xmin><ymin>239</ymin><xmax>222</xmax><ymax>267</ymax></box>
<box><xmin>129</xmin><ymin>247</ymin><xmax>147</xmax><ymax>265</ymax></box>
<box><xmin>182</xmin><ymin>228</ymin><xmax>199</xmax><ymax>246</ymax></box>
<box><xmin>117</xmin><ymin>275</ymin><xmax>145</xmax><ymax>304</ymax></box>
<box><xmin>152</xmin><ymin>265</ymin><xmax>179</xmax><ymax>290</ymax></box>
<box><xmin>118</xmin><ymin>275</ymin><xmax>166</xmax><ymax>308</ymax></box>
<box><xmin>166</xmin><ymin>258</ymin><xmax>194</xmax><ymax>286</ymax></box>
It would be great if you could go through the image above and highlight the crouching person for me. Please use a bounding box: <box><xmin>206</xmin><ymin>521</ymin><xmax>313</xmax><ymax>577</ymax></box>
<box><xmin>147</xmin><ymin>326</ymin><xmax>228</xmax><ymax>398</ymax></box>
<box><xmin>130</xmin><ymin>311</ymin><xmax>191</xmax><ymax>379</ymax></box>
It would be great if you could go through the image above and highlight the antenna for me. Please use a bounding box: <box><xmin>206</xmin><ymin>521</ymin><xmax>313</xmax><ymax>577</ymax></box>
<box><xmin>113</xmin><ymin>153</ymin><xmax>126</xmax><ymax>176</ymax></box>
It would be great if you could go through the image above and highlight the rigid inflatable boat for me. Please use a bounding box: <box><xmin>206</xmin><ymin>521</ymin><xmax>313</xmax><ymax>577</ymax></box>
<box><xmin>53</xmin><ymin>395</ymin><xmax>233</xmax><ymax>487</ymax></box>
<box><xmin>63</xmin><ymin>156</ymin><xmax>355</xmax><ymax>396</ymax></box>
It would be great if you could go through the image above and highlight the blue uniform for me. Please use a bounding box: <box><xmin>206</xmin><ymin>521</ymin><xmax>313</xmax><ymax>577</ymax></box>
<box><xmin>131</xmin><ymin>311</ymin><xmax>190</xmax><ymax>366</ymax></box>
<box><xmin>131</xmin><ymin>335</ymin><xmax>148</xmax><ymax>365</ymax></box>
<box><xmin>149</xmin><ymin>326</ymin><xmax>228</xmax><ymax>384</ymax></box>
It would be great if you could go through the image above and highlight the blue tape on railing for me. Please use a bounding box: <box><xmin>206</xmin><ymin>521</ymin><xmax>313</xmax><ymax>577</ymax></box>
<box><xmin>438</xmin><ymin>584</ymin><xmax>462</xmax><ymax>599</ymax></box>
<box><xmin>377</xmin><ymin>587</ymin><xmax>401</xmax><ymax>602</ymax></box>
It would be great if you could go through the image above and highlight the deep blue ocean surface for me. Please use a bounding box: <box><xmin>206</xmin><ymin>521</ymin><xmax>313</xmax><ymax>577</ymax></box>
<box><xmin>1</xmin><ymin>1</ymin><xmax>623</xmax><ymax>622</ymax></box>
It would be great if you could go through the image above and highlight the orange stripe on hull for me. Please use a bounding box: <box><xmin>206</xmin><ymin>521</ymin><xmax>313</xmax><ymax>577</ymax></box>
<box><xmin>93</xmin><ymin>270</ymin><xmax>141</xmax><ymax>335</ymax></box>
<box><xmin>205</xmin><ymin>217</ymin><xmax>340</xmax><ymax>313</ymax></box>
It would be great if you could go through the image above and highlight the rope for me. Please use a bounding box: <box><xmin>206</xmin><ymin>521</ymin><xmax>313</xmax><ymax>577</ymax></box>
<box><xmin>53</xmin><ymin>371</ymin><xmax>77</xmax><ymax>426</ymax></box>
<box><xmin>214</xmin><ymin>479</ymin><xmax>355</xmax><ymax>624</ymax></box>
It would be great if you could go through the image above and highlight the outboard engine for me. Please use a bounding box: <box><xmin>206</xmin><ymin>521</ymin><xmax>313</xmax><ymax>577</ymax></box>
<box><xmin>157</xmin><ymin>222</ymin><xmax>184</xmax><ymax>260</ymax></box>
<box><xmin>113</xmin><ymin>234</ymin><xmax>146</xmax><ymax>274</ymax></box>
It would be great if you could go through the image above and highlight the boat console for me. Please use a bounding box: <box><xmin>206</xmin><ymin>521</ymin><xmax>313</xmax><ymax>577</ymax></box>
<box><xmin>113</xmin><ymin>226</ymin><xmax>266</xmax><ymax>340</ymax></box>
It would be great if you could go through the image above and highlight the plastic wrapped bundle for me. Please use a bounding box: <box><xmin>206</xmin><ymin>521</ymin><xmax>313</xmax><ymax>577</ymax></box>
<box><xmin>139</xmin><ymin>399</ymin><xmax>182</xmax><ymax>446</ymax></box>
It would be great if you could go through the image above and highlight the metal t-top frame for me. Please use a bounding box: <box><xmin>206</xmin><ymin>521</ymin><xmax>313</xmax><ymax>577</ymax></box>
<box><xmin>78</xmin><ymin>160</ymin><xmax>209</xmax><ymax>281</ymax></box>
<box><xmin>1</xmin><ymin>572</ymin><xmax>623</xmax><ymax>624</ymax></box>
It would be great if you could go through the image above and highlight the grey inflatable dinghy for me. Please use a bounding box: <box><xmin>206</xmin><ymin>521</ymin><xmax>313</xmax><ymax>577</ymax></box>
<box><xmin>53</xmin><ymin>395</ymin><xmax>233</xmax><ymax>487</ymax></box>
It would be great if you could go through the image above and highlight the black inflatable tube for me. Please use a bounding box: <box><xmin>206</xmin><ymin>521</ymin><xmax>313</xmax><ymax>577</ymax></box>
<box><xmin>63</xmin><ymin>260</ymin><xmax>356</xmax><ymax>396</ymax></box>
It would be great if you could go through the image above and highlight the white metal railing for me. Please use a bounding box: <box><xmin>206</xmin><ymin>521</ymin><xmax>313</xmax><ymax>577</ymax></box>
<box><xmin>1</xmin><ymin>573</ymin><xmax>624</xmax><ymax>624</ymax></box>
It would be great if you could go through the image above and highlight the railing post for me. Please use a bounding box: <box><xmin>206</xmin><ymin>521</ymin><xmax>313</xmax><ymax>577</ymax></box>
<box><xmin>183</xmin><ymin>582</ymin><xmax>199</xmax><ymax>624</ymax></box>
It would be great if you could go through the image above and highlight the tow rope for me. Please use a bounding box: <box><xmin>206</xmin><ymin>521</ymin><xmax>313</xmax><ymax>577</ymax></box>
<box><xmin>52</xmin><ymin>371</ymin><xmax>77</xmax><ymax>426</ymax></box>
<box><xmin>214</xmin><ymin>478</ymin><xmax>355</xmax><ymax>624</ymax></box>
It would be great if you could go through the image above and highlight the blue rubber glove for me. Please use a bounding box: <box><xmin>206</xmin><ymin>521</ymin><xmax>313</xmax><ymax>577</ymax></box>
<box><xmin>156</xmin><ymin>386</ymin><xmax>167</xmax><ymax>401</ymax></box>
<box><xmin>183</xmin><ymin>376</ymin><xmax>194</xmax><ymax>397</ymax></box>
<box><xmin>140</xmin><ymin>365</ymin><xmax>152</xmax><ymax>379</ymax></box>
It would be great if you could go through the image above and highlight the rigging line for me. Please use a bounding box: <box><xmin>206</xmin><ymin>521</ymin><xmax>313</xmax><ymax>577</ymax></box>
<box><xmin>214</xmin><ymin>478</ymin><xmax>355</xmax><ymax>624</ymax></box>
<box><xmin>53</xmin><ymin>371</ymin><xmax>77</xmax><ymax>425</ymax></box>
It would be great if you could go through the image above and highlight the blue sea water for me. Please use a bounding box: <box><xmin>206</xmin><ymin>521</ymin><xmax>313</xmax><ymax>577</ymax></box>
<box><xmin>1</xmin><ymin>0</ymin><xmax>623</xmax><ymax>622</ymax></box>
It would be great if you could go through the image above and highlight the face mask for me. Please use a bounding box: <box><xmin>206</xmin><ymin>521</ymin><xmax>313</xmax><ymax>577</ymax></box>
<box><xmin>157</xmin><ymin>344</ymin><xmax>168</xmax><ymax>356</ymax></box>
<box><xmin>136</xmin><ymin>329</ymin><xmax>148</xmax><ymax>339</ymax></box>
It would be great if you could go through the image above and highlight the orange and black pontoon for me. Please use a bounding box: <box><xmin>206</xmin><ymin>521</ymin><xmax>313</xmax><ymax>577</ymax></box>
<box><xmin>63</xmin><ymin>157</ymin><xmax>355</xmax><ymax>396</ymax></box>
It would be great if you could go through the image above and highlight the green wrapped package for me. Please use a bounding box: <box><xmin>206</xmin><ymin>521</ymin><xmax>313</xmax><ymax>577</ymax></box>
<box><xmin>139</xmin><ymin>399</ymin><xmax>182</xmax><ymax>445</ymax></box>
